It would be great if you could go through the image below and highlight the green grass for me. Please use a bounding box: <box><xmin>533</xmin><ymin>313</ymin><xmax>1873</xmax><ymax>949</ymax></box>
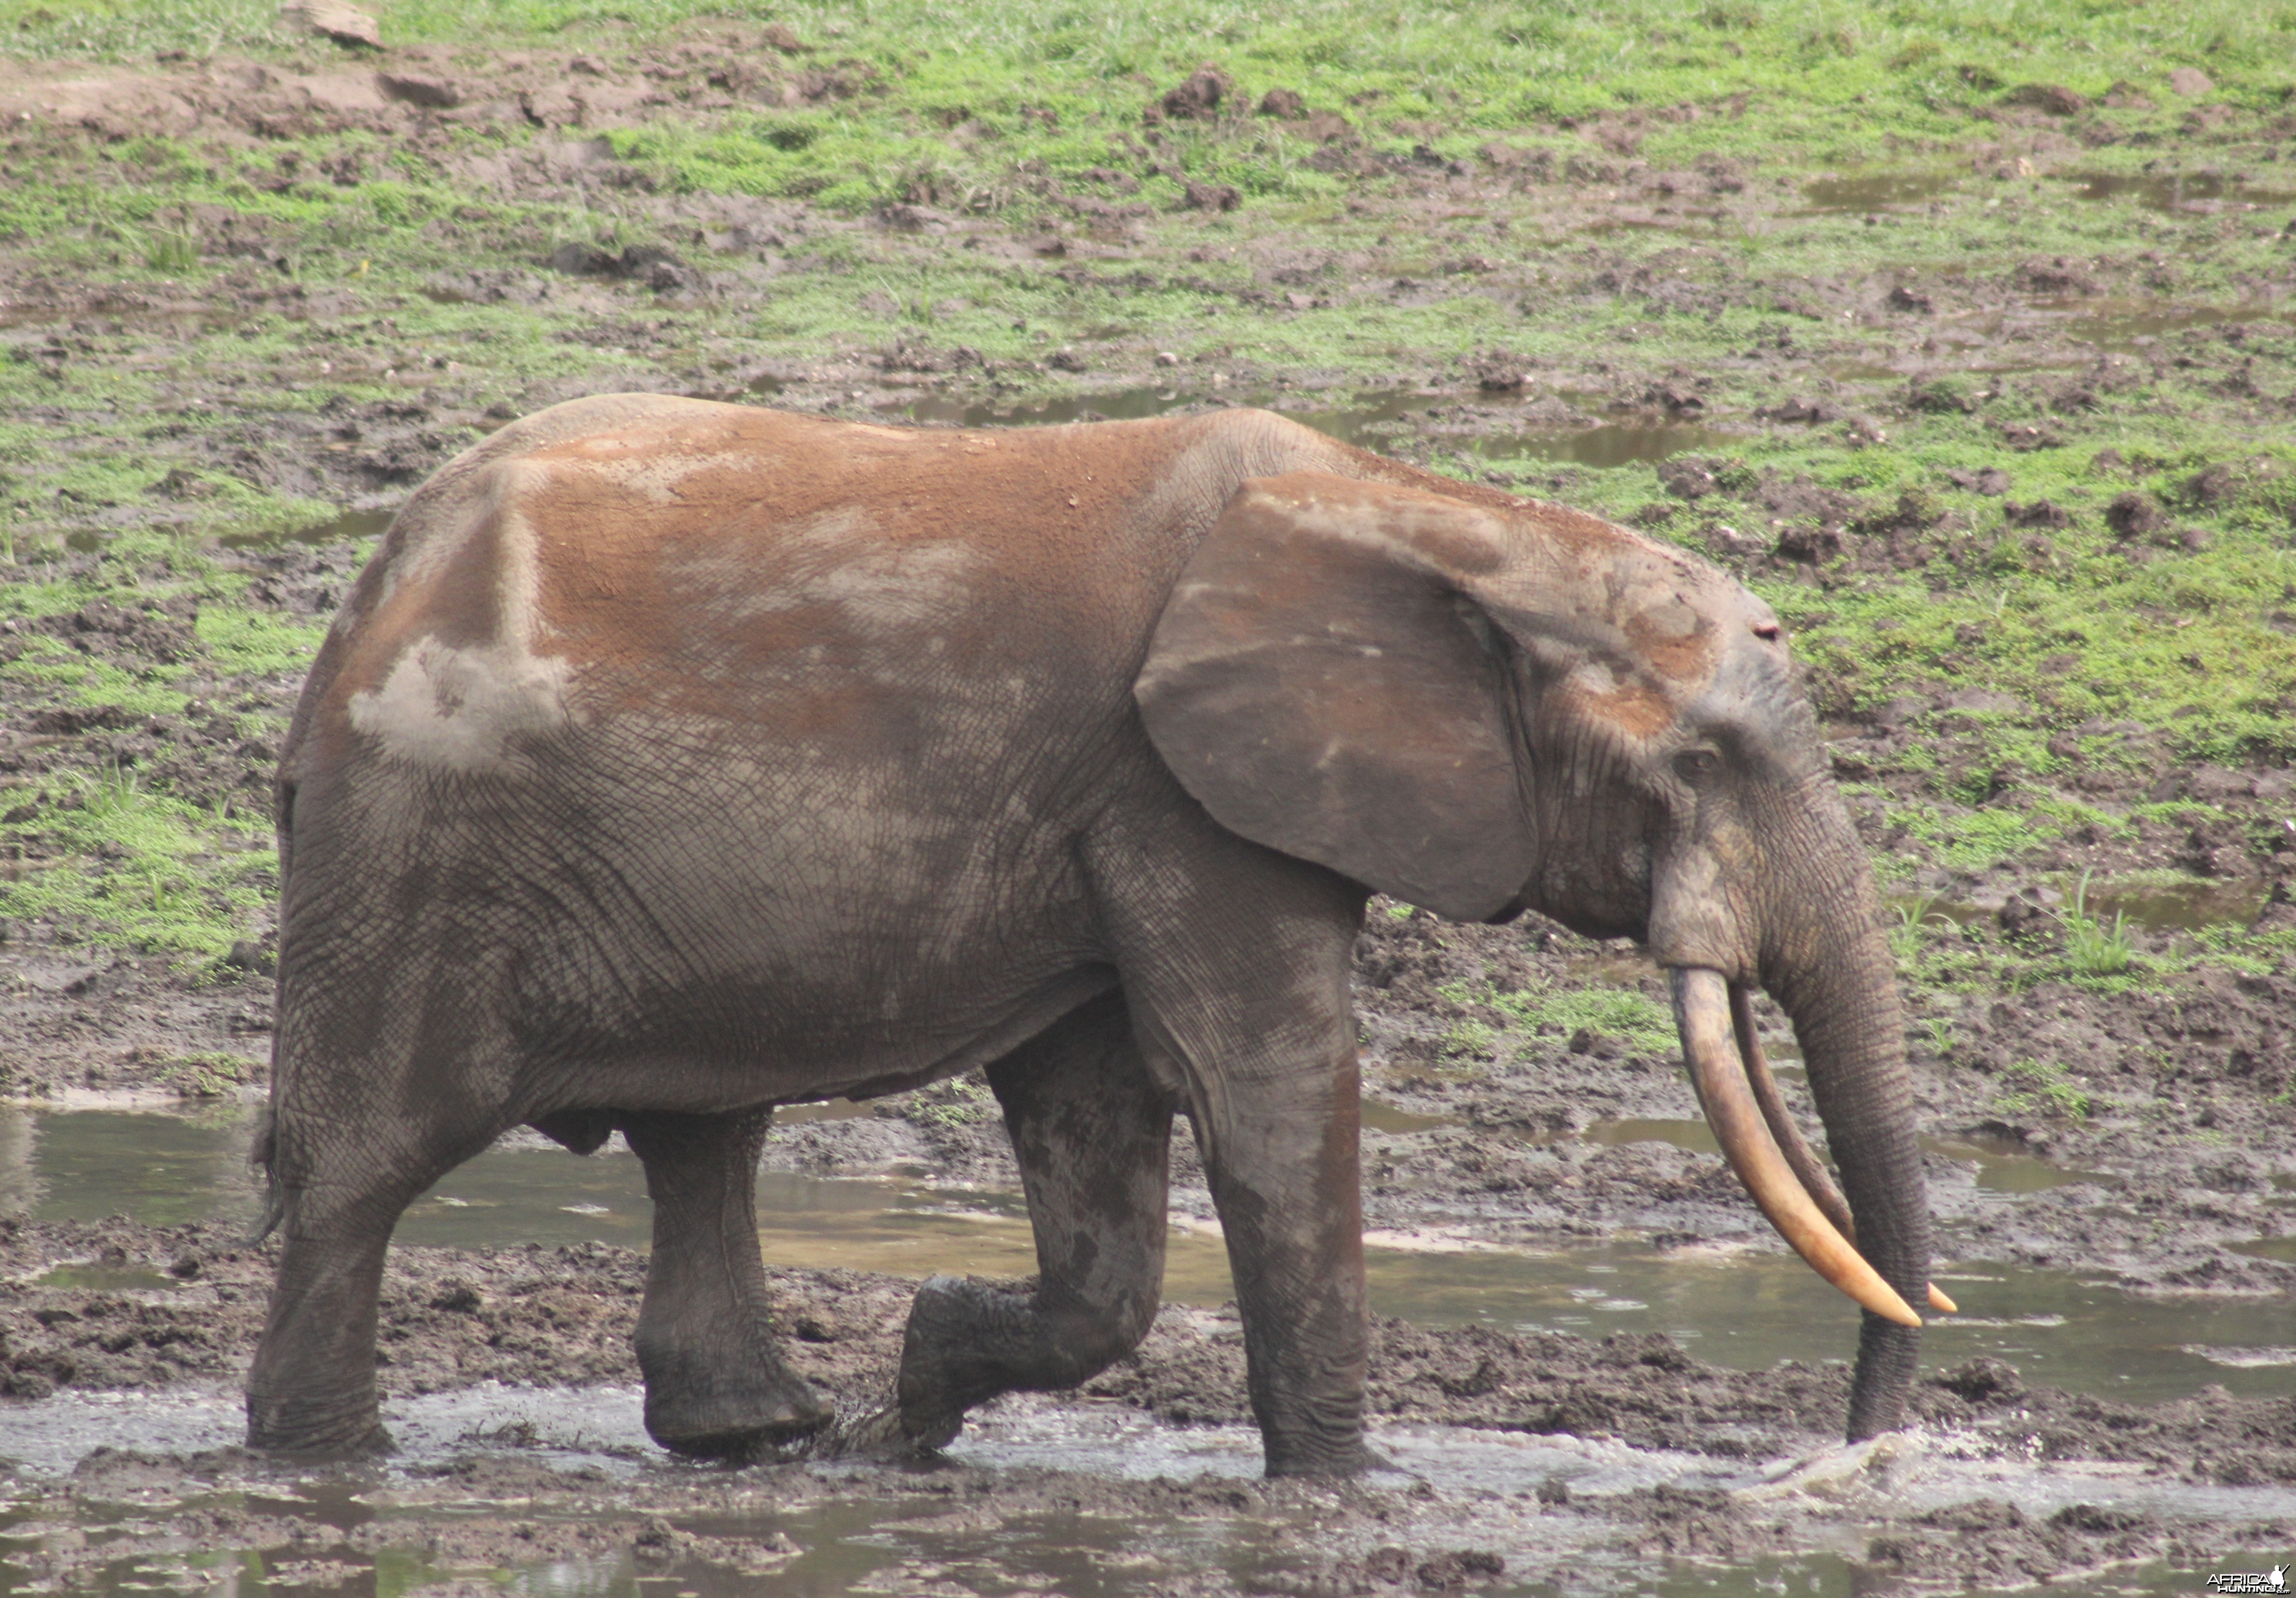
<box><xmin>906</xmin><ymin>1073</ymin><xmax>997</xmax><ymax>1127</ymax></box>
<box><xmin>1992</xmin><ymin>1056</ymin><xmax>2095</xmax><ymax>1121</ymax></box>
<box><xmin>9</xmin><ymin>0</ymin><xmax>2291</xmax><ymax>151</ymax></box>
<box><xmin>161</xmin><ymin>1049</ymin><xmax>259</xmax><ymax>1097</ymax></box>
<box><xmin>0</xmin><ymin>764</ymin><xmax>279</xmax><ymax>961</ymax></box>
<box><xmin>1439</xmin><ymin>1018</ymin><xmax>1500</xmax><ymax>1060</ymax></box>
<box><xmin>5</xmin><ymin>0</ymin><xmax>2295</xmax><ymax>253</ymax></box>
<box><xmin>1889</xmin><ymin>894</ymin><xmax>1946</xmax><ymax>963</ymax></box>
<box><xmin>2061</xmin><ymin>873</ymin><xmax>2137</xmax><ymax>977</ymax></box>
<box><xmin>1777</xmin><ymin>471</ymin><xmax>2296</xmax><ymax>769</ymax></box>
<box><xmin>2</xmin><ymin>0</ymin><xmax>2293</xmax><ymax>988</ymax></box>
<box><xmin>0</xmin><ymin>531</ymin><xmax>328</xmax><ymax>962</ymax></box>
<box><xmin>1441</xmin><ymin>977</ymin><xmax>1679</xmax><ymax>1056</ymax></box>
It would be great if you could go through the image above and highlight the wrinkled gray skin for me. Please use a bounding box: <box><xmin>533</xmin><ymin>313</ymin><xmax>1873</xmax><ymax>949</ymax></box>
<box><xmin>248</xmin><ymin>395</ymin><xmax>1927</xmax><ymax>1475</ymax></box>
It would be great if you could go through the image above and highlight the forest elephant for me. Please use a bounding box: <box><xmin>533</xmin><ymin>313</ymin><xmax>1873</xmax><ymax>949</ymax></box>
<box><xmin>247</xmin><ymin>394</ymin><xmax>1935</xmax><ymax>1476</ymax></box>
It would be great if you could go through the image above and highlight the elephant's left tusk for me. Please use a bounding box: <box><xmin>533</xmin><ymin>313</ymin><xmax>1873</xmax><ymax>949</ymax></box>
<box><xmin>1671</xmin><ymin>967</ymin><xmax>1922</xmax><ymax>1329</ymax></box>
<box><xmin>1726</xmin><ymin>983</ymin><xmax>1957</xmax><ymax>1317</ymax></box>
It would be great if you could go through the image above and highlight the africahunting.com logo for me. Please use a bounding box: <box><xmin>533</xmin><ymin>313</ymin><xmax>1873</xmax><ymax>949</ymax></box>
<box><xmin>2206</xmin><ymin>1564</ymin><xmax>2288</xmax><ymax>1594</ymax></box>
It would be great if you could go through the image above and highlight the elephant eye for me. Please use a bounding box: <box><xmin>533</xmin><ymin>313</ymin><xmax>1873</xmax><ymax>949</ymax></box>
<box><xmin>1673</xmin><ymin>749</ymin><xmax>1720</xmax><ymax>784</ymax></box>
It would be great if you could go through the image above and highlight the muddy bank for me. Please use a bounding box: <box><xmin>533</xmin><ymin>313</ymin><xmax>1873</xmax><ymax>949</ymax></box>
<box><xmin>9</xmin><ymin>1215</ymin><xmax>2293</xmax><ymax>1480</ymax></box>
<box><xmin>1</xmin><ymin>1217</ymin><xmax>2291</xmax><ymax>1596</ymax></box>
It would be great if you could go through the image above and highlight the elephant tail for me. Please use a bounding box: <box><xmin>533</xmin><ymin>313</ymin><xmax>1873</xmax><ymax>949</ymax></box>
<box><xmin>246</xmin><ymin>1102</ymin><xmax>287</xmax><ymax>1245</ymax></box>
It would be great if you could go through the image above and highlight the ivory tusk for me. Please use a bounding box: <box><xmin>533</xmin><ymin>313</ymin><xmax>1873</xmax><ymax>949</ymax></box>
<box><xmin>1671</xmin><ymin>967</ymin><xmax>1922</xmax><ymax>1329</ymax></box>
<box><xmin>1726</xmin><ymin>983</ymin><xmax>1957</xmax><ymax>1317</ymax></box>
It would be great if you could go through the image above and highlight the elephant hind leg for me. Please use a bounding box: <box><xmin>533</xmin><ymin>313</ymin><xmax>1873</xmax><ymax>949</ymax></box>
<box><xmin>248</xmin><ymin>1099</ymin><xmax>488</xmax><ymax>1456</ymax></box>
<box><xmin>248</xmin><ymin>1221</ymin><xmax>398</xmax><ymax>1457</ymax></box>
<box><xmin>619</xmin><ymin>1107</ymin><xmax>833</xmax><ymax>1457</ymax></box>
<box><xmin>895</xmin><ymin>991</ymin><xmax>1176</xmax><ymax>1449</ymax></box>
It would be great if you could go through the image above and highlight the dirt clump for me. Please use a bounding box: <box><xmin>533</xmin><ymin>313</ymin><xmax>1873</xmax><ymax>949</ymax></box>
<box><xmin>2106</xmin><ymin>489</ymin><xmax>2168</xmax><ymax>536</ymax></box>
<box><xmin>1148</xmin><ymin>65</ymin><xmax>1231</xmax><ymax>124</ymax></box>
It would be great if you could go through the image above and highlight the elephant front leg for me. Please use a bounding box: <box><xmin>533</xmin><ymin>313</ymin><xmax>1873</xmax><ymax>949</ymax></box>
<box><xmin>619</xmin><ymin>1107</ymin><xmax>833</xmax><ymax>1457</ymax></box>
<box><xmin>1098</xmin><ymin>830</ymin><xmax>1373</xmax><ymax>1478</ymax></box>
<box><xmin>894</xmin><ymin>991</ymin><xmax>1175</xmax><ymax>1449</ymax></box>
<box><xmin>1191</xmin><ymin>1051</ymin><xmax>1370</xmax><ymax>1477</ymax></box>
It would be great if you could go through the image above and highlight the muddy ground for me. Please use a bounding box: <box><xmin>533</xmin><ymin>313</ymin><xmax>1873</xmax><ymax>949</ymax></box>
<box><xmin>2</xmin><ymin>11</ymin><xmax>2294</xmax><ymax>1594</ymax></box>
<box><xmin>2</xmin><ymin>1213</ymin><xmax>2292</xmax><ymax>1595</ymax></box>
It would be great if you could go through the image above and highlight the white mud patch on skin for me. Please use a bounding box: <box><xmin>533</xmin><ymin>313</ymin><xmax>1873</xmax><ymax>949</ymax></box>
<box><xmin>346</xmin><ymin>632</ymin><xmax>577</xmax><ymax>773</ymax></box>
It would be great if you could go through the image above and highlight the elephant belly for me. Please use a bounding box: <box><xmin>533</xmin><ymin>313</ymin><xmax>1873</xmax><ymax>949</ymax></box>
<box><xmin>486</xmin><ymin>725</ymin><xmax>1121</xmax><ymax>1112</ymax></box>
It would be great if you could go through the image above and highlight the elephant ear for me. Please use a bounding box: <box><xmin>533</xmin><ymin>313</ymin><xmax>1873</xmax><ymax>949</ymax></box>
<box><xmin>1135</xmin><ymin>473</ymin><xmax>1534</xmax><ymax>922</ymax></box>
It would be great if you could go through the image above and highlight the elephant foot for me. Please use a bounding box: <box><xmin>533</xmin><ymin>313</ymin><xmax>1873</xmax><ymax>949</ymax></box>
<box><xmin>891</xmin><ymin>1275</ymin><xmax>1014</xmax><ymax>1440</ymax></box>
<box><xmin>832</xmin><ymin>1402</ymin><xmax>959</xmax><ymax>1461</ymax></box>
<box><xmin>1262</xmin><ymin>1438</ymin><xmax>1374</xmax><ymax>1479</ymax></box>
<box><xmin>245</xmin><ymin>1389</ymin><xmax>394</xmax><ymax>1460</ymax></box>
<box><xmin>892</xmin><ymin>1273</ymin><xmax>1064</xmax><ymax>1434</ymax></box>
<box><xmin>639</xmin><ymin>1355</ymin><xmax>834</xmax><ymax>1460</ymax></box>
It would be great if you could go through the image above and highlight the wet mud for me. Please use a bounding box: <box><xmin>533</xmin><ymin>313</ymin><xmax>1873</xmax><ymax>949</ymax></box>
<box><xmin>2</xmin><ymin>1213</ymin><xmax>2293</xmax><ymax>1596</ymax></box>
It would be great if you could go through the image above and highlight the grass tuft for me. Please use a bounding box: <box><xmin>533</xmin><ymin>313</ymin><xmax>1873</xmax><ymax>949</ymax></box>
<box><xmin>1993</xmin><ymin>1057</ymin><xmax>2094</xmax><ymax>1121</ymax></box>
<box><xmin>1890</xmin><ymin>896</ymin><xmax>1947</xmax><ymax>964</ymax></box>
<box><xmin>2062</xmin><ymin>873</ymin><xmax>2137</xmax><ymax>977</ymax></box>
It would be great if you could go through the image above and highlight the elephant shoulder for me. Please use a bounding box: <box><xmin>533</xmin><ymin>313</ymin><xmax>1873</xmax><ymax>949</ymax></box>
<box><xmin>1165</xmin><ymin>408</ymin><xmax>1538</xmax><ymax>522</ymax></box>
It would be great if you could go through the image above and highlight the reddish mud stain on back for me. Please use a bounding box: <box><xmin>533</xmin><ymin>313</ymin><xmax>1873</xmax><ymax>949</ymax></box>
<box><xmin>493</xmin><ymin>407</ymin><xmax>1212</xmax><ymax>724</ymax></box>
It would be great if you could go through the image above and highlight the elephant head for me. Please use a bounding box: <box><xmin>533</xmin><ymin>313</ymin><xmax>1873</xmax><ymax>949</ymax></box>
<box><xmin>1135</xmin><ymin>472</ymin><xmax>1933</xmax><ymax>1440</ymax></box>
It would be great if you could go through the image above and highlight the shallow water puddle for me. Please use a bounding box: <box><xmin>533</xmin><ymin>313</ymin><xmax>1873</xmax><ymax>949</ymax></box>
<box><xmin>1278</xmin><ymin>388</ymin><xmax>1740</xmax><ymax>469</ymax></box>
<box><xmin>1349</xmin><ymin>1242</ymin><xmax>2296</xmax><ymax>1401</ymax></box>
<box><xmin>2084</xmin><ymin>877</ymin><xmax>2272</xmax><ymax>932</ymax></box>
<box><xmin>1896</xmin><ymin>874</ymin><xmax>2271</xmax><ymax>936</ymax></box>
<box><xmin>8</xmin><ymin>1105</ymin><xmax>2292</xmax><ymax>1404</ymax></box>
<box><xmin>1890</xmin><ymin>297</ymin><xmax>2292</xmax><ymax>364</ymax></box>
<box><xmin>219</xmin><ymin>505</ymin><xmax>394</xmax><ymax>550</ymax></box>
<box><xmin>2051</xmin><ymin>298</ymin><xmax>2294</xmax><ymax>349</ymax></box>
<box><xmin>1798</xmin><ymin>171</ymin><xmax>1962</xmax><ymax>213</ymax></box>
<box><xmin>2064</xmin><ymin>170</ymin><xmax>2296</xmax><ymax>213</ymax></box>
<box><xmin>1360</xmin><ymin>1099</ymin><xmax>1456</xmax><ymax>1135</ymax></box>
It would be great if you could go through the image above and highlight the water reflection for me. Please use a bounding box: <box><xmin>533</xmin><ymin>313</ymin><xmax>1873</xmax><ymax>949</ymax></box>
<box><xmin>6</xmin><ymin>1105</ymin><xmax>2291</xmax><ymax>1402</ymax></box>
<box><xmin>1799</xmin><ymin>171</ymin><xmax>1961</xmax><ymax>212</ymax></box>
<box><xmin>1928</xmin><ymin>1134</ymin><xmax>2122</xmax><ymax>1195</ymax></box>
<box><xmin>2060</xmin><ymin>300</ymin><xmax>2290</xmax><ymax>347</ymax></box>
<box><xmin>1892</xmin><ymin>875</ymin><xmax>2270</xmax><ymax>936</ymax></box>
<box><xmin>1360</xmin><ymin>1099</ymin><xmax>1456</xmax><ymax>1135</ymax></box>
<box><xmin>2</xmin><ymin>1104</ymin><xmax>258</xmax><ymax>1229</ymax></box>
<box><xmin>2065</xmin><ymin>170</ymin><xmax>2296</xmax><ymax>212</ymax></box>
<box><xmin>218</xmin><ymin>505</ymin><xmax>394</xmax><ymax>551</ymax></box>
<box><xmin>2085</xmin><ymin>877</ymin><xmax>2271</xmax><ymax>932</ymax></box>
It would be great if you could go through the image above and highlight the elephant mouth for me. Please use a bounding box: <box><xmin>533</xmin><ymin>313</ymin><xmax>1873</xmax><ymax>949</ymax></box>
<box><xmin>1666</xmin><ymin>967</ymin><xmax>1952</xmax><ymax>1329</ymax></box>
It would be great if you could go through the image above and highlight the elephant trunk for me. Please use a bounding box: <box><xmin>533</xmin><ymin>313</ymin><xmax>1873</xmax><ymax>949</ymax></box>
<box><xmin>1670</xmin><ymin>969</ymin><xmax>1921</xmax><ymax>1331</ymax></box>
<box><xmin>1663</xmin><ymin>773</ymin><xmax>1934</xmax><ymax>1442</ymax></box>
<box><xmin>1756</xmin><ymin>783</ymin><xmax>1932</xmax><ymax>1441</ymax></box>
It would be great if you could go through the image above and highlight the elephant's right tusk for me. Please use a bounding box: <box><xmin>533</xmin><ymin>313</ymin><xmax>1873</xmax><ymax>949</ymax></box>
<box><xmin>1726</xmin><ymin>983</ymin><xmax>1957</xmax><ymax>1318</ymax></box>
<box><xmin>1671</xmin><ymin>967</ymin><xmax>1923</xmax><ymax>1329</ymax></box>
